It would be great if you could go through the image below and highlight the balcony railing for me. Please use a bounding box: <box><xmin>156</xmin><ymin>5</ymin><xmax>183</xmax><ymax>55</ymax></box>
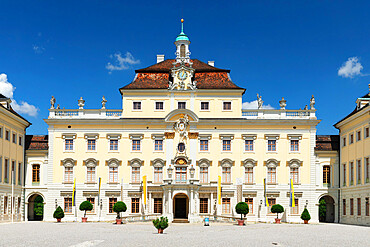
<box><xmin>49</xmin><ymin>109</ymin><xmax>122</xmax><ymax>119</ymax></box>
<box><xmin>241</xmin><ymin>109</ymin><xmax>316</xmax><ymax>119</ymax></box>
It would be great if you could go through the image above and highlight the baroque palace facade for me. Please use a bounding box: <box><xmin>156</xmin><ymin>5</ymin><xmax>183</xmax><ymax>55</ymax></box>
<box><xmin>22</xmin><ymin>22</ymin><xmax>340</xmax><ymax>224</ymax></box>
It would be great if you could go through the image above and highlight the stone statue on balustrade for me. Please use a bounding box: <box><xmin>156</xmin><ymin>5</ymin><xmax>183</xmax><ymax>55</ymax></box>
<box><xmin>101</xmin><ymin>96</ymin><xmax>107</xmax><ymax>109</ymax></box>
<box><xmin>50</xmin><ymin>96</ymin><xmax>56</xmax><ymax>109</ymax></box>
<box><xmin>257</xmin><ymin>94</ymin><xmax>263</xmax><ymax>109</ymax></box>
<box><xmin>310</xmin><ymin>95</ymin><xmax>315</xmax><ymax>110</ymax></box>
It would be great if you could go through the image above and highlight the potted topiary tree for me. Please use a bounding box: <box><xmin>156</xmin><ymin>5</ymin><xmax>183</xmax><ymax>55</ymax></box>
<box><xmin>53</xmin><ymin>206</ymin><xmax>64</xmax><ymax>222</ymax></box>
<box><xmin>153</xmin><ymin>216</ymin><xmax>169</xmax><ymax>234</ymax></box>
<box><xmin>235</xmin><ymin>202</ymin><xmax>249</xmax><ymax>226</ymax></box>
<box><xmin>113</xmin><ymin>201</ymin><xmax>127</xmax><ymax>224</ymax></box>
<box><xmin>271</xmin><ymin>204</ymin><xmax>284</xmax><ymax>224</ymax></box>
<box><xmin>300</xmin><ymin>208</ymin><xmax>311</xmax><ymax>224</ymax></box>
<box><xmin>79</xmin><ymin>200</ymin><xmax>93</xmax><ymax>222</ymax></box>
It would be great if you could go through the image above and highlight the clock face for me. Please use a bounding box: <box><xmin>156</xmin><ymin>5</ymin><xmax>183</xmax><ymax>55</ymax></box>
<box><xmin>178</xmin><ymin>122</ymin><xmax>186</xmax><ymax>131</ymax></box>
<box><xmin>177</xmin><ymin>70</ymin><xmax>188</xmax><ymax>81</ymax></box>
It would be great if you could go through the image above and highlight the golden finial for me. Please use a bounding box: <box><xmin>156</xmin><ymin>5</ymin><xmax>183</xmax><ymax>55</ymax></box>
<box><xmin>181</xmin><ymin>18</ymin><xmax>184</xmax><ymax>23</ymax></box>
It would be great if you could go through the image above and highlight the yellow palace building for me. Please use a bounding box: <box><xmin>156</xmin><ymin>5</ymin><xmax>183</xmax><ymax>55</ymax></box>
<box><xmin>24</xmin><ymin>21</ymin><xmax>340</xmax><ymax>223</ymax></box>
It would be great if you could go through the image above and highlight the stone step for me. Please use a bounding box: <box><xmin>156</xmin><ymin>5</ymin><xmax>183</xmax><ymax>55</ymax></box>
<box><xmin>172</xmin><ymin>219</ymin><xmax>189</xmax><ymax>223</ymax></box>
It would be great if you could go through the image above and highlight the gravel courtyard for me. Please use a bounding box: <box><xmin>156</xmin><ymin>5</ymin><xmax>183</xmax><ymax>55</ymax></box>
<box><xmin>0</xmin><ymin>221</ymin><xmax>369</xmax><ymax>247</ymax></box>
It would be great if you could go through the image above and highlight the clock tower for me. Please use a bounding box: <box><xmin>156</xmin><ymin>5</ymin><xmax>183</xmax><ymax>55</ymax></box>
<box><xmin>175</xmin><ymin>19</ymin><xmax>191</xmax><ymax>64</ymax></box>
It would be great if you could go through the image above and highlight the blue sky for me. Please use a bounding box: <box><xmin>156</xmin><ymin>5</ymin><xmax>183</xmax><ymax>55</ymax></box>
<box><xmin>1</xmin><ymin>0</ymin><xmax>370</xmax><ymax>135</ymax></box>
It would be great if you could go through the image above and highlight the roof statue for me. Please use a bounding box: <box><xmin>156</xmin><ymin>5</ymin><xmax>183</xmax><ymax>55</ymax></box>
<box><xmin>257</xmin><ymin>94</ymin><xmax>263</xmax><ymax>109</ymax></box>
<box><xmin>310</xmin><ymin>95</ymin><xmax>315</xmax><ymax>110</ymax></box>
<box><xmin>50</xmin><ymin>96</ymin><xmax>56</xmax><ymax>109</ymax></box>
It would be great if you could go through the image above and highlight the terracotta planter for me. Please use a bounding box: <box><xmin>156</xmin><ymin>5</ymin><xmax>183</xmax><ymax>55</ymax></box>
<box><xmin>116</xmin><ymin>218</ymin><xmax>122</xmax><ymax>224</ymax></box>
<box><xmin>158</xmin><ymin>228</ymin><xmax>163</xmax><ymax>234</ymax></box>
<box><xmin>304</xmin><ymin>220</ymin><xmax>309</xmax><ymax>224</ymax></box>
<box><xmin>237</xmin><ymin>220</ymin><xmax>245</xmax><ymax>226</ymax></box>
<box><xmin>81</xmin><ymin>217</ymin><xmax>87</xmax><ymax>223</ymax></box>
<box><xmin>57</xmin><ymin>218</ymin><xmax>61</xmax><ymax>223</ymax></box>
<box><xmin>275</xmin><ymin>218</ymin><xmax>281</xmax><ymax>224</ymax></box>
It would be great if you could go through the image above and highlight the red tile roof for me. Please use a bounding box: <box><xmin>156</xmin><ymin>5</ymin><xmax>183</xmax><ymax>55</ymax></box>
<box><xmin>315</xmin><ymin>135</ymin><xmax>339</xmax><ymax>151</ymax></box>
<box><xmin>25</xmin><ymin>135</ymin><xmax>48</xmax><ymax>150</ymax></box>
<box><xmin>121</xmin><ymin>59</ymin><xmax>243</xmax><ymax>90</ymax></box>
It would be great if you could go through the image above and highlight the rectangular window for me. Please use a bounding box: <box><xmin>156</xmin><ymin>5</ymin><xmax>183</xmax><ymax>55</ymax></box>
<box><xmin>178</xmin><ymin>102</ymin><xmax>186</xmax><ymax>109</ymax></box>
<box><xmin>87</xmin><ymin>167</ymin><xmax>95</xmax><ymax>183</ymax></box>
<box><xmin>366</xmin><ymin>158</ymin><xmax>369</xmax><ymax>183</ymax></box>
<box><xmin>17</xmin><ymin>197</ymin><xmax>21</xmax><ymax>214</ymax></box>
<box><xmin>4</xmin><ymin>196</ymin><xmax>8</xmax><ymax>214</ymax></box>
<box><xmin>0</xmin><ymin>127</ymin><xmax>2</xmax><ymax>138</ymax></box>
<box><xmin>4</xmin><ymin>159</ymin><xmax>8</xmax><ymax>183</ymax></box>
<box><xmin>343</xmin><ymin>164</ymin><xmax>347</xmax><ymax>186</ymax></box>
<box><xmin>267</xmin><ymin>167</ymin><xmax>276</xmax><ymax>184</ymax></box>
<box><xmin>268</xmin><ymin>140</ymin><xmax>276</xmax><ymax>151</ymax></box>
<box><xmin>290</xmin><ymin>140</ymin><xmax>299</xmax><ymax>151</ymax></box>
<box><xmin>350</xmin><ymin>198</ymin><xmax>354</xmax><ymax>215</ymax></box>
<box><xmin>200</xmin><ymin>198</ymin><xmax>208</xmax><ymax>214</ymax></box>
<box><xmin>350</xmin><ymin>162</ymin><xmax>354</xmax><ymax>184</ymax></box>
<box><xmin>267</xmin><ymin>198</ymin><xmax>276</xmax><ymax>213</ymax></box>
<box><xmin>201</xmin><ymin>102</ymin><xmax>209</xmax><ymax>111</ymax></box>
<box><xmin>357</xmin><ymin>131</ymin><xmax>361</xmax><ymax>141</ymax></box>
<box><xmin>175</xmin><ymin>167</ymin><xmax>187</xmax><ymax>183</ymax></box>
<box><xmin>0</xmin><ymin>158</ymin><xmax>2</xmax><ymax>183</ymax></box>
<box><xmin>365</xmin><ymin>127</ymin><xmax>369</xmax><ymax>138</ymax></box>
<box><xmin>291</xmin><ymin>199</ymin><xmax>299</xmax><ymax>214</ymax></box>
<box><xmin>64</xmin><ymin>167</ymin><xmax>73</xmax><ymax>183</ymax></box>
<box><xmin>291</xmin><ymin>167</ymin><xmax>299</xmax><ymax>184</ymax></box>
<box><xmin>133</xmin><ymin>102</ymin><xmax>141</xmax><ymax>110</ymax></box>
<box><xmin>131</xmin><ymin>198</ymin><xmax>140</xmax><ymax>213</ymax></box>
<box><xmin>222</xmin><ymin>198</ymin><xmax>230</xmax><ymax>214</ymax></box>
<box><xmin>200</xmin><ymin>167</ymin><xmax>208</xmax><ymax>183</ymax></box>
<box><xmin>357</xmin><ymin>198</ymin><xmax>361</xmax><ymax>216</ymax></box>
<box><xmin>132</xmin><ymin>140</ymin><xmax>141</xmax><ymax>151</ymax></box>
<box><xmin>366</xmin><ymin>197</ymin><xmax>369</xmax><ymax>216</ymax></box>
<box><xmin>350</xmin><ymin>134</ymin><xmax>354</xmax><ymax>144</ymax></box>
<box><xmin>64</xmin><ymin>197</ymin><xmax>72</xmax><ymax>213</ymax></box>
<box><xmin>245</xmin><ymin>167</ymin><xmax>253</xmax><ymax>184</ymax></box>
<box><xmin>222</xmin><ymin>167</ymin><xmax>231</xmax><ymax>183</ymax></box>
<box><xmin>154</xmin><ymin>198</ymin><xmax>163</xmax><ymax>214</ymax></box>
<box><xmin>245</xmin><ymin>198</ymin><xmax>253</xmax><ymax>214</ymax></box>
<box><xmin>11</xmin><ymin>161</ymin><xmax>15</xmax><ymax>183</ymax></box>
<box><xmin>87</xmin><ymin>197</ymin><xmax>95</xmax><ymax>213</ymax></box>
<box><xmin>357</xmin><ymin>160</ymin><xmax>361</xmax><ymax>184</ymax></box>
<box><xmin>343</xmin><ymin>137</ymin><xmax>346</xmax><ymax>147</ymax></box>
<box><xmin>87</xmin><ymin>139</ymin><xmax>96</xmax><ymax>151</ymax></box>
<box><xmin>110</xmin><ymin>139</ymin><xmax>118</xmax><ymax>151</ymax></box>
<box><xmin>65</xmin><ymin>139</ymin><xmax>73</xmax><ymax>151</ymax></box>
<box><xmin>154</xmin><ymin>140</ymin><xmax>163</xmax><ymax>151</ymax></box>
<box><xmin>109</xmin><ymin>198</ymin><xmax>117</xmax><ymax>213</ymax></box>
<box><xmin>155</xmin><ymin>102</ymin><xmax>164</xmax><ymax>110</ymax></box>
<box><xmin>12</xmin><ymin>133</ymin><xmax>16</xmax><ymax>144</ymax></box>
<box><xmin>222</xmin><ymin>140</ymin><xmax>231</xmax><ymax>151</ymax></box>
<box><xmin>343</xmin><ymin>199</ymin><xmax>346</xmax><ymax>215</ymax></box>
<box><xmin>5</xmin><ymin>130</ymin><xmax>9</xmax><ymax>141</ymax></box>
<box><xmin>19</xmin><ymin>136</ymin><xmax>22</xmax><ymax>146</ymax></box>
<box><xmin>323</xmin><ymin>166</ymin><xmax>330</xmax><ymax>184</ymax></box>
<box><xmin>223</xmin><ymin>102</ymin><xmax>231</xmax><ymax>111</ymax></box>
<box><xmin>200</xmin><ymin>140</ymin><xmax>209</xmax><ymax>151</ymax></box>
<box><xmin>132</xmin><ymin>167</ymin><xmax>140</xmax><ymax>183</ymax></box>
<box><xmin>109</xmin><ymin>167</ymin><xmax>118</xmax><ymax>183</ymax></box>
<box><xmin>245</xmin><ymin>140</ymin><xmax>254</xmax><ymax>151</ymax></box>
<box><xmin>154</xmin><ymin>167</ymin><xmax>163</xmax><ymax>183</ymax></box>
<box><xmin>18</xmin><ymin>162</ymin><xmax>21</xmax><ymax>185</ymax></box>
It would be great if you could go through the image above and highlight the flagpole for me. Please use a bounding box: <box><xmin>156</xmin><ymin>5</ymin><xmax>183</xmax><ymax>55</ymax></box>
<box><xmin>98</xmin><ymin>177</ymin><xmax>101</xmax><ymax>222</ymax></box>
<box><xmin>11</xmin><ymin>170</ymin><xmax>14</xmax><ymax>223</ymax></box>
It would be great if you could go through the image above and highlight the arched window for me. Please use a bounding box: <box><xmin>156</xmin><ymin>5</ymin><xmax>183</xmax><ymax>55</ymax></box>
<box><xmin>220</xmin><ymin>159</ymin><xmax>233</xmax><ymax>183</ymax></box>
<box><xmin>107</xmin><ymin>158</ymin><xmax>120</xmax><ymax>183</ymax></box>
<box><xmin>180</xmin><ymin>44</ymin><xmax>186</xmax><ymax>57</ymax></box>
<box><xmin>266</xmin><ymin>159</ymin><xmax>279</xmax><ymax>184</ymax></box>
<box><xmin>32</xmin><ymin>164</ymin><xmax>40</xmax><ymax>183</ymax></box>
<box><xmin>129</xmin><ymin>159</ymin><xmax>143</xmax><ymax>184</ymax></box>
<box><xmin>198</xmin><ymin>159</ymin><xmax>211</xmax><ymax>184</ymax></box>
<box><xmin>243</xmin><ymin>159</ymin><xmax>257</xmax><ymax>184</ymax></box>
<box><xmin>288</xmin><ymin>159</ymin><xmax>302</xmax><ymax>184</ymax></box>
<box><xmin>152</xmin><ymin>159</ymin><xmax>165</xmax><ymax>183</ymax></box>
<box><xmin>62</xmin><ymin>158</ymin><xmax>75</xmax><ymax>183</ymax></box>
<box><xmin>85</xmin><ymin>159</ymin><xmax>98</xmax><ymax>183</ymax></box>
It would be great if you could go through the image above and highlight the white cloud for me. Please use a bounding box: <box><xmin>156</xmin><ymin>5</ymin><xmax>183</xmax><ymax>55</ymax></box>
<box><xmin>106</xmin><ymin>52</ymin><xmax>140</xmax><ymax>73</ymax></box>
<box><xmin>33</xmin><ymin>45</ymin><xmax>45</xmax><ymax>54</ymax></box>
<box><xmin>338</xmin><ymin>57</ymin><xmax>363</xmax><ymax>78</ymax></box>
<box><xmin>242</xmin><ymin>100</ymin><xmax>274</xmax><ymax>109</ymax></box>
<box><xmin>0</xmin><ymin>73</ymin><xmax>39</xmax><ymax>117</ymax></box>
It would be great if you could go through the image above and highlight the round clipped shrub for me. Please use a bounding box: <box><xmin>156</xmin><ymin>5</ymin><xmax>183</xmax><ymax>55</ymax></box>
<box><xmin>79</xmin><ymin>200</ymin><xmax>93</xmax><ymax>217</ymax></box>
<box><xmin>300</xmin><ymin>208</ymin><xmax>311</xmax><ymax>221</ymax></box>
<box><xmin>271</xmin><ymin>204</ymin><xmax>284</xmax><ymax>219</ymax></box>
<box><xmin>153</xmin><ymin>216</ymin><xmax>169</xmax><ymax>230</ymax></box>
<box><xmin>235</xmin><ymin>202</ymin><xmax>249</xmax><ymax>220</ymax></box>
<box><xmin>53</xmin><ymin>206</ymin><xmax>65</xmax><ymax>219</ymax></box>
<box><xmin>113</xmin><ymin>201</ymin><xmax>127</xmax><ymax>219</ymax></box>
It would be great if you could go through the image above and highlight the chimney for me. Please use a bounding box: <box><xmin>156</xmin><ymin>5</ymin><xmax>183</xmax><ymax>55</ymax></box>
<box><xmin>157</xmin><ymin>55</ymin><xmax>165</xmax><ymax>63</ymax></box>
<box><xmin>208</xmin><ymin>61</ymin><xmax>215</xmax><ymax>67</ymax></box>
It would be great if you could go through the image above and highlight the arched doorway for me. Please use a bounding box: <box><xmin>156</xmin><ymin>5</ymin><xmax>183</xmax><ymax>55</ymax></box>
<box><xmin>319</xmin><ymin>195</ymin><xmax>335</xmax><ymax>223</ymax></box>
<box><xmin>173</xmin><ymin>193</ymin><xmax>189</xmax><ymax>219</ymax></box>
<box><xmin>28</xmin><ymin>194</ymin><xmax>44</xmax><ymax>221</ymax></box>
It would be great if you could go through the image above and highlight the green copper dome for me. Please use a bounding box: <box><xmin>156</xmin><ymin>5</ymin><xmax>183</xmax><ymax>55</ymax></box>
<box><xmin>176</xmin><ymin>19</ymin><xmax>189</xmax><ymax>41</ymax></box>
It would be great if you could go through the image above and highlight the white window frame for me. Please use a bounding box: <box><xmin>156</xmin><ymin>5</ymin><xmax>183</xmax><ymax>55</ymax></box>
<box><xmin>107</xmin><ymin>159</ymin><xmax>120</xmax><ymax>183</ymax></box>
<box><xmin>177</xmin><ymin>101</ymin><xmax>186</xmax><ymax>109</ymax></box>
<box><xmin>356</xmin><ymin>130</ymin><xmax>362</xmax><ymax>142</ymax></box>
<box><xmin>152</xmin><ymin>159</ymin><xmax>164</xmax><ymax>184</ymax></box>
<box><xmin>154</xmin><ymin>101</ymin><xmax>164</xmax><ymax>111</ymax></box>
<box><xmin>200</xmin><ymin>101</ymin><xmax>210</xmax><ymax>111</ymax></box>
<box><xmin>265</xmin><ymin>135</ymin><xmax>279</xmax><ymax>153</ymax></box>
<box><xmin>222</xmin><ymin>101</ymin><xmax>232</xmax><ymax>111</ymax></box>
<box><xmin>220</xmin><ymin>135</ymin><xmax>233</xmax><ymax>153</ymax></box>
<box><xmin>288</xmin><ymin>135</ymin><xmax>302</xmax><ymax>153</ymax></box>
<box><xmin>349</xmin><ymin>133</ymin><xmax>354</xmax><ymax>144</ymax></box>
<box><xmin>132</xmin><ymin>101</ymin><xmax>142</xmax><ymax>111</ymax></box>
<box><xmin>62</xmin><ymin>134</ymin><xmax>76</xmax><ymax>153</ymax></box>
<box><xmin>243</xmin><ymin>159</ymin><xmax>257</xmax><ymax>184</ymax></box>
<box><xmin>107</xmin><ymin>134</ymin><xmax>121</xmax><ymax>153</ymax></box>
<box><xmin>220</xmin><ymin>159</ymin><xmax>233</xmax><ymax>184</ymax></box>
<box><xmin>85</xmin><ymin>134</ymin><xmax>98</xmax><ymax>152</ymax></box>
<box><xmin>85</xmin><ymin>159</ymin><xmax>97</xmax><ymax>183</ymax></box>
<box><xmin>342</xmin><ymin>135</ymin><xmax>347</xmax><ymax>147</ymax></box>
<box><xmin>364</xmin><ymin>126</ymin><xmax>370</xmax><ymax>139</ymax></box>
<box><xmin>0</xmin><ymin>126</ymin><xmax>3</xmax><ymax>138</ymax></box>
<box><xmin>12</xmin><ymin>132</ymin><xmax>17</xmax><ymax>144</ymax></box>
<box><xmin>266</xmin><ymin>159</ymin><xmax>279</xmax><ymax>184</ymax></box>
<box><xmin>62</xmin><ymin>159</ymin><xmax>75</xmax><ymax>183</ymax></box>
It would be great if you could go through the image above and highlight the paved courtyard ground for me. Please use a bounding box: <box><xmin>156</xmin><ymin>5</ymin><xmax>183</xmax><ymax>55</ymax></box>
<box><xmin>0</xmin><ymin>221</ymin><xmax>369</xmax><ymax>247</ymax></box>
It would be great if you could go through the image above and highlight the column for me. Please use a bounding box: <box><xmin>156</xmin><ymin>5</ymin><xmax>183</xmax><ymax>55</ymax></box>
<box><xmin>148</xmin><ymin>192</ymin><xmax>152</xmax><ymax>214</ymax></box>
<box><xmin>190</xmin><ymin>189</ymin><xmax>194</xmax><ymax>215</ymax></box>
<box><xmin>210</xmin><ymin>193</ymin><xmax>213</xmax><ymax>215</ymax></box>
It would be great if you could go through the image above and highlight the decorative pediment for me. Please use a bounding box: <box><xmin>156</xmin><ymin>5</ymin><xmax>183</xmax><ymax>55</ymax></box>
<box><xmin>169</xmin><ymin>63</ymin><xmax>196</xmax><ymax>91</ymax></box>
